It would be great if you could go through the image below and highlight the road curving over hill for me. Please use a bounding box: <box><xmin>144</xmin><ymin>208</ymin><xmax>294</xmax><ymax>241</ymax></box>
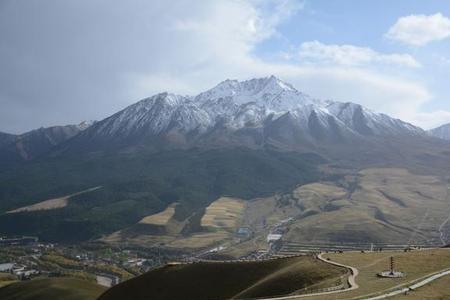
<box><xmin>255</xmin><ymin>253</ymin><xmax>359</xmax><ymax>300</ymax></box>
<box><xmin>98</xmin><ymin>255</ymin><xmax>346</xmax><ymax>300</ymax></box>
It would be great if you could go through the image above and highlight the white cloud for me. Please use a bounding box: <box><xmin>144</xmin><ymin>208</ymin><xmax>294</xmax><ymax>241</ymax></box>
<box><xmin>2</xmin><ymin>0</ymin><xmax>447</xmax><ymax>132</ymax></box>
<box><xmin>297</xmin><ymin>41</ymin><xmax>420</xmax><ymax>68</ymax></box>
<box><xmin>123</xmin><ymin>2</ymin><xmax>437</xmax><ymax>130</ymax></box>
<box><xmin>386</xmin><ymin>13</ymin><xmax>450</xmax><ymax>46</ymax></box>
<box><xmin>118</xmin><ymin>2</ymin><xmax>444</xmax><ymax>131</ymax></box>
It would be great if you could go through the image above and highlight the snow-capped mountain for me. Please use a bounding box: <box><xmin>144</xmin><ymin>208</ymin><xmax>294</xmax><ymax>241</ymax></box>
<box><xmin>429</xmin><ymin>123</ymin><xmax>450</xmax><ymax>140</ymax></box>
<box><xmin>74</xmin><ymin>76</ymin><xmax>423</xmax><ymax>150</ymax></box>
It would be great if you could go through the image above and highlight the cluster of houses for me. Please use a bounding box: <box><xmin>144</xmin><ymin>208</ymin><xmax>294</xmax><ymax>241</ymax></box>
<box><xmin>0</xmin><ymin>262</ymin><xmax>39</xmax><ymax>280</ymax></box>
<box><xmin>266</xmin><ymin>217</ymin><xmax>294</xmax><ymax>253</ymax></box>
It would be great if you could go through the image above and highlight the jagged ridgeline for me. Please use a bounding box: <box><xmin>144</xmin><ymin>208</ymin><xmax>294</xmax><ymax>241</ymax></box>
<box><xmin>1</xmin><ymin>76</ymin><xmax>450</xmax><ymax>243</ymax></box>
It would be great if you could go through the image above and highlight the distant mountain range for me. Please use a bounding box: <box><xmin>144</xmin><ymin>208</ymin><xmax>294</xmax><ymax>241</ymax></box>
<box><xmin>0</xmin><ymin>121</ymin><xmax>94</xmax><ymax>165</ymax></box>
<box><xmin>429</xmin><ymin>123</ymin><xmax>450</xmax><ymax>140</ymax></box>
<box><xmin>1</xmin><ymin>76</ymin><xmax>450</xmax><ymax>244</ymax></box>
<box><xmin>3</xmin><ymin>76</ymin><xmax>449</xmax><ymax>160</ymax></box>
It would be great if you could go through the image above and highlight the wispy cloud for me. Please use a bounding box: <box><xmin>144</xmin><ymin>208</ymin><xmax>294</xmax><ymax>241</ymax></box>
<box><xmin>386</xmin><ymin>13</ymin><xmax>450</xmax><ymax>46</ymax></box>
<box><xmin>297</xmin><ymin>41</ymin><xmax>420</xmax><ymax>68</ymax></box>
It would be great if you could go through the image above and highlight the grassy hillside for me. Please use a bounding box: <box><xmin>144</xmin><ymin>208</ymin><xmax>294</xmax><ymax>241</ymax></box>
<box><xmin>306</xmin><ymin>248</ymin><xmax>450</xmax><ymax>300</ymax></box>
<box><xmin>227</xmin><ymin>167</ymin><xmax>450</xmax><ymax>249</ymax></box>
<box><xmin>0</xmin><ymin>278</ymin><xmax>105</xmax><ymax>300</ymax></box>
<box><xmin>98</xmin><ymin>256</ymin><xmax>346</xmax><ymax>300</ymax></box>
<box><xmin>0</xmin><ymin>148</ymin><xmax>323</xmax><ymax>242</ymax></box>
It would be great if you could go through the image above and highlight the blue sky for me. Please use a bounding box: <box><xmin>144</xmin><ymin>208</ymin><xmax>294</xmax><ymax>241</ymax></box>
<box><xmin>255</xmin><ymin>0</ymin><xmax>450</xmax><ymax>127</ymax></box>
<box><xmin>1</xmin><ymin>0</ymin><xmax>450</xmax><ymax>132</ymax></box>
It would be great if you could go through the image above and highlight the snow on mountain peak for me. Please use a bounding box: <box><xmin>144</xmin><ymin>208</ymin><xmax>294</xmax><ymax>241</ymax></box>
<box><xmin>198</xmin><ymin>75</ymin><xmax>296</xmax><ymax>99</ymax></box>
<box><xmin>194</xmin><ymin>76</ymin><xmax>319</xmax><ymax>113</ymax></box>
<box><xmin>85</xmin><ymin>76</ymin><xmax>424</xmax><ymax>141</ymax></box>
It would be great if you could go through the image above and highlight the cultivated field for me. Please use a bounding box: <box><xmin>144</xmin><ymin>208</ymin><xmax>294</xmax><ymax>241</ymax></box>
<box><xmin>201</xmin><ymin>197</ymin><xmax>246</xmax><ymax>230</ymax></box>
<box><xmin>103</xmin><ymin>197</ymin><xmax>247</xmax><ymax>249</ymax></box>
<box><xmin>139</xmin><ymin>203</ymin><xmax>177</xmax><ymax>225</ymax></box>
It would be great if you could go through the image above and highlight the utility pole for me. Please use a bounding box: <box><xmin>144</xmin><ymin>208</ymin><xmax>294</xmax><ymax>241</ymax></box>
<box><xmin>390</xmin><ymin>256</ymin><xmax>394</xmax><ymax>275</ymax></box>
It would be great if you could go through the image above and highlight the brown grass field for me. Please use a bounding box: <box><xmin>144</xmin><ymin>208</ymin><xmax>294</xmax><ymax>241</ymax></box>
<box><xmin>391</xmin><ymin>275</ymin><xmax>450</xmax><ymax>299</ymax></box>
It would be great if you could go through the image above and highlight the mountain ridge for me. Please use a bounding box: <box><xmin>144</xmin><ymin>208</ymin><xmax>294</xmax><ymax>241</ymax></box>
<box><xmin>0</xmin><ymin>121</ymin><xmax>94</xmax><ymax>164</ymax></box>
<box><xmin>61</xmin><ymin>76</ymin><xmax>425</xmax><ymax>154</ymax></box>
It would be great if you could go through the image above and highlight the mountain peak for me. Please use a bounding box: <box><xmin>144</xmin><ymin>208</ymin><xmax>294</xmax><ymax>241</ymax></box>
<box><xmin>194</xmin><ymin>76</ymin><xmax>307</xmax><ymax>111</ymax></box>
<box><xmin>265</xmin><ymin>75</ymin><xmax>297</xmax><ymax>92</ymax></box>
<box><xmin>70</xmin><ymin>76</ymin><xmax>424</xmax><ymax>147</ymax></box>
<box><xmin>210</xmin><ymin>75</ymin><xmax>296</xmax><ymax>96</ymax></box>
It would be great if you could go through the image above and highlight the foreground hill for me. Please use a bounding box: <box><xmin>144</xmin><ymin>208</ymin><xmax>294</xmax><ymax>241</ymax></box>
<box><xmin>98</xmin><ymin>256</ymin><xmax>346</xmax><ymax>300</ymax></box>
<box><xmin>0</xmin><ymin>278</ymin><xmax>105</xmax><ymax>300</ymax></box>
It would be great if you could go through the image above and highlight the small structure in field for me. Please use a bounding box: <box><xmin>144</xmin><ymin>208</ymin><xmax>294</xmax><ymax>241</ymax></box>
<box><xmin>377</xmin><ymin>256</ymin><xmax>405</xmax><ymax>278</ymax></box>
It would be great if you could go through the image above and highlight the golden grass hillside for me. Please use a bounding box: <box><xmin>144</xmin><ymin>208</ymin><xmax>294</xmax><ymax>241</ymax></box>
<box><xmin>98</xmin><ymin>256</ymin><xmax>347</xmax><ymax>300</ymax></box>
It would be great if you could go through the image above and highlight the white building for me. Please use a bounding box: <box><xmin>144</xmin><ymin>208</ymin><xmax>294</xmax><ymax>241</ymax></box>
<box><xmin>266</xmin><ymin>234</ymin><xmax>282</xmax><ymax>243</ymax></box>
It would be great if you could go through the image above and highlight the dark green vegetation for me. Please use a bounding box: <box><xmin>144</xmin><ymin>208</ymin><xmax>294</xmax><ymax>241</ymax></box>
<box><xmin>99</xmin><ymin>256</ymin><xmax>346</xmax><ymax>300</ymax></box>
<box><xmin>0</xmin><ymin>148</ymin><xmax>323</xmax><ymax>242</ymax></box>
<box><xmin>0</xmin><ymin>278</ymin><xmax>105</xmax><ymax>300</ymax></box>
